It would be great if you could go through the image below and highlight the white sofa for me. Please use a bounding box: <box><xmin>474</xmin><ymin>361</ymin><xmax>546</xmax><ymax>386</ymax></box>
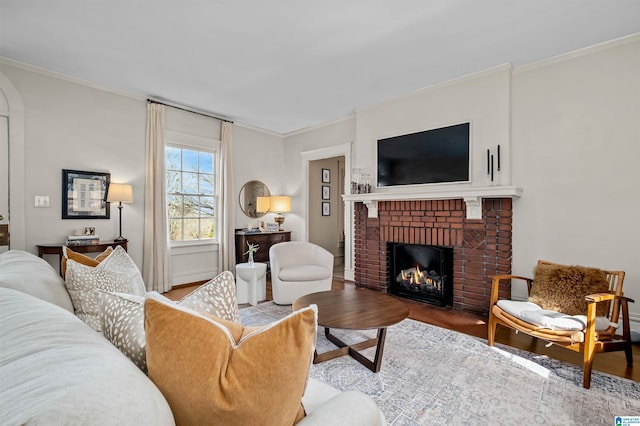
<box><xmin>270</xmin><ymin>241</ymin><xmax>334</xmax><ymax>305</ymax></box>
<box><xmin>0</xmin><ymin>250</ymin><xmax>384</xmax><ymax>425</ymax></box>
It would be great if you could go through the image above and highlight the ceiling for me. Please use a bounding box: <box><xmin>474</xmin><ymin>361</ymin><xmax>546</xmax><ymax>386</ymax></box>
<box><xmin>1</xmin><ymin>1</ymin><xmax>639</xmax><ymax>135</ymax></box>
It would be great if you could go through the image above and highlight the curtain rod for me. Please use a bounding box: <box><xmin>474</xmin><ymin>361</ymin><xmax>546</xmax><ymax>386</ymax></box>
<box><xmin>147</xmin><ymin>98</ymin><xmax>233</xmax><ymax>123</ymax></box>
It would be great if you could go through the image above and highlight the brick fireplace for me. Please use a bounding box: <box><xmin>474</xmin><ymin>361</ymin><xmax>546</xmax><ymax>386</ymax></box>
<box><xmin>353</xmin><ymin>198</ymin><xmax>513</xmax><ymax>315</ymax></box>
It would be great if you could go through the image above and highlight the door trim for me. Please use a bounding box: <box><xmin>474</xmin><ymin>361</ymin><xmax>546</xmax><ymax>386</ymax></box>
<box><xmin>301</xmin><ymin>143</ymin><xmax>353</xmax><ymax>281</ymax></box>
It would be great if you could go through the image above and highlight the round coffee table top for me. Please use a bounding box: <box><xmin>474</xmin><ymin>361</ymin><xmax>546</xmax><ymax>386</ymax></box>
<box><xmin>293</xmin><ymin>289</ymin><xmax>410</xmax><ymax>330</ymax></box>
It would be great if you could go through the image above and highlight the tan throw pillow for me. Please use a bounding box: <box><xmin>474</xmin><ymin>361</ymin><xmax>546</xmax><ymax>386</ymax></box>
<box><xmin>528</xmin><ymin>263</ymin><xmax>610</xmax><ymax>316</ymax></box>
<box><xmin>65</xmin><ymin>246</ymin><xmax>146</xmax><ymax>331</ymax></box>
<box><xmin>61</xmin><ymin>246</ymin><xmax>113</xmax><ymax>279</ymax></box>
<box><xmin>144</xmin><ymin>296</ymin><xmax>317</xmax><ymax>426</ymax></box>
<box><xmin>98</xmin><ymin>271</ymin><xmax>241</xmax><ymax>374</ymax></box>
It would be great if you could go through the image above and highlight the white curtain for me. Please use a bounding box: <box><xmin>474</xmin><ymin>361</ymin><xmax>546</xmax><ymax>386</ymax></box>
<box><xmin>219</xmin><ymin>121</ymin><xmax>235</xmax><ymax>272</ymax></box>
<box><xmin>143</xmin><ymin>103</ymin><xmax>171</xmax><ymax>292</ymax></box>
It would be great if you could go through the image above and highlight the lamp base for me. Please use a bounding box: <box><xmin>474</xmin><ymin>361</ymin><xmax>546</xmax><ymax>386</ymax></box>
<box><xmin>113</xmin><ymin>236</ymin><xmax>128</xmax><ymax>242</ymax></box>
<box><xmin>274</xmin><ymin>215</ymin><xmax>285</xmax><ymax>231</ymax></box>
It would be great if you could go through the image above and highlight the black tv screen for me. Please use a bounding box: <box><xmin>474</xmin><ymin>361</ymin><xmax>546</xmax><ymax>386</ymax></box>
<box><xmin>377</xmin><ymin>122</ymin><xmax>470</xmax><ymax>187</ymax></box>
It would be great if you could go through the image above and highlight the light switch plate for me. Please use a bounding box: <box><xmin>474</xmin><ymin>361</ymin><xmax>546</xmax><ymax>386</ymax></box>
<box><xmin>34</xmin><ymin>195</ymin><xmax>50</xmax><ymax>207</ymax></box>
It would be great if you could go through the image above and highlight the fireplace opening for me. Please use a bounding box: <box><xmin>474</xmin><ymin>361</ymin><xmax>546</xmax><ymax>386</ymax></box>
<box><xmin>388</xmin><ymin>243</ymin><xmax>453</xmax><ymax>306</ymax></box>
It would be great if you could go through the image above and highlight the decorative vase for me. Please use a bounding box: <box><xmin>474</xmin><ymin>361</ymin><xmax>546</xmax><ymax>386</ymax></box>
<box><xmin>248</xmin><ymin>251</ymin><xmax>254</xmax><ymax>266</ymax></box>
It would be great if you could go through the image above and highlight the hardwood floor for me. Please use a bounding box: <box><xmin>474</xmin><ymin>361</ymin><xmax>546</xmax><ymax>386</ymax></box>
<box><xmin>165</xmin><ymin>277</ymin><xmax>639</xmax><ymax>383</ymax></box>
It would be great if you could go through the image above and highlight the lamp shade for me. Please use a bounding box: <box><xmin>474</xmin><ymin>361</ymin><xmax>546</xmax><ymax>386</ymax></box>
<box><xmin>106</xmin><ymin>183</ymin><xmax>133</xmax><ymax>203</ymax></box>
<box><xmin>256</xmin><ymin>196</ymin><xmax>270</xmax><ymax>213</ymax></box>
<box><xmin>270</xmin><ymin>196</ymin><xmax>291</xmax><ymax>213</ymax></box>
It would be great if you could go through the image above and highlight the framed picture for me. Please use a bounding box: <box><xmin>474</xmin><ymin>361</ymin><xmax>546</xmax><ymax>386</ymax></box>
<box><xmin>322</xmin><ymin>202</ymin><xmax>330</xmax><ymax>216</ymax></box>
<box><xmin>266</xmin><ymin>222</ymin><xmax>279</xmax><ymax>232</ymax></box>
<box><xmin>62</xmin><ymin>169</ymin><xmax>110</xmax><ymax>219</ymax></box>
<box><xmin>322</xmin><ymin>185</ymin><xmax>330</xmax><ymax>200</ymax></box>
<box><xmin>322</xmin><ymin>168</ymin><xmax>330</xmax><ymax>183</ymax></box>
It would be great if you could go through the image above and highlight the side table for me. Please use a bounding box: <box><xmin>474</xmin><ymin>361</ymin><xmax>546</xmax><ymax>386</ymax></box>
<box><xmin>235</xmin><ymin>262</ymin><xmax>267</xmax><ymax>306</ymax></box>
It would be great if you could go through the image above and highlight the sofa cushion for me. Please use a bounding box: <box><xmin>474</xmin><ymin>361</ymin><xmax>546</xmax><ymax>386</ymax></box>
<box><xmin>0</xmin><ymin>287</ymin><xmax>174</xmax><ymax>426</ymax></box>
<box><xmin>496</xmin><ymin>299</ymin><xmax>613</xmax><ymax>331</ymax></box>
<box><xmin>279</xmin><ymin>265</ymin><xmax>332</xmax><ymax>282</ymax></box>
<box><xmin>61</xmin><ymin>245</ymin><xmax>113</xmax><ymax>279</ymax></box>
<box><xmin>529</xmin><ymin>263</ymin><xmax>611</xmax><ymax>316</ymax></box>
<box><xmin>65</xmin><ymin>246</ymin><xmax>146</xmax><ymax>331</ymax></box>
<box><xmin>0</xmin><ymin>249</ymin><xmax>74</xmax><ymax>312</ymax></box>
<box><xmin>145</xmin><ymin>296</ymin><xmax>317</xmax><ymax>426</ymax></box>
<box><xmin>98</xmin><ymin>271</ymin><xmax>241</xmax><ymax>373</ymax></box>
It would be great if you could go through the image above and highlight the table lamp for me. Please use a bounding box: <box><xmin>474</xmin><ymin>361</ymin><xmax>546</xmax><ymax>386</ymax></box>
<box><xmin>256</xmin><ymin>196</ymin><xmax>270</xmax><ymax>213</ymax></box>
<box><xmin>270</xmin><ymin>195</ymin><xmax>291</xmax><ymax>231</ymax></box>
<box><xmin>106</xmin><ymin>183</ymin><xmax>133</xmax><ymax>241</ymax></box>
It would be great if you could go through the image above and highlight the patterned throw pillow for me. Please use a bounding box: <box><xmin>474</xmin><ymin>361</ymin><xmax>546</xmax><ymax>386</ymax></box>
<box><xmin>65</xmin><ymin>246</ymin><xmax>146</xmax><ymax>331</ymax></box>
<box><xmin>178</xmin><ymin>270</ymin><xmax>241</xmax><ymax>323</ymax></box>
<box><xmin>98</xmin><ymin>271</ymin><xmax>240</xmax><ymax>373</ymax></box>
<box><xmin>144</xmin><ymin>296</ymin><xmax>317</xmax><ymax>426</ymax></box>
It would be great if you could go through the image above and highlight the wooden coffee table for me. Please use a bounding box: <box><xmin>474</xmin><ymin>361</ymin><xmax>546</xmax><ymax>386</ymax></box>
<box><xmin>293</xmin><ymin>289</ymin><xmax>409</xmax><ymax>372</ymax></box>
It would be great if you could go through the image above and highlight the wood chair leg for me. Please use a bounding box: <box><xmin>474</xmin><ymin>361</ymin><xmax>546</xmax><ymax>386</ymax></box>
<box><xmin>487</xmin><ymin>315</ymin><xmax>496</xmax><ymax>346</ymax></box>
<box><xmin>582</xmin><ymin>349</ymin><xmax>596</xmax><ymax>389</ymax></box>
<box><xmin>625</xmin><ymin>343</ymin><xmax>634</xmax><ymax>366</ymax></box>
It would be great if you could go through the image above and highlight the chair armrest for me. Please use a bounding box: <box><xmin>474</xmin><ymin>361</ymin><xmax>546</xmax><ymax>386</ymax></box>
<box><xmin>585</xmin><ymin>293</ymin><xmax>635</xmax><ymax>304</ymax></box>
<box><xmin>584</xmin><ymin>293</ymin><xmax>635</xmax><ymax>338</ymax></box>
<box><xmin>490</xmin><ymin>275</ymin><xmax>533</xmax><ymax>306</ymax></box>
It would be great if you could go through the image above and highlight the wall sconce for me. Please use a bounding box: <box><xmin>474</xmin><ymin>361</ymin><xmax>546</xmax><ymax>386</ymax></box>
<box><xmin>106</xmin><ymin>183</ymin><xmax>133</xmax><ymax>241</ymax></box>
<box><xmin>269</xmin><ymin>195</ymin><xmax>291</xmax><ymax>231</ymax></box>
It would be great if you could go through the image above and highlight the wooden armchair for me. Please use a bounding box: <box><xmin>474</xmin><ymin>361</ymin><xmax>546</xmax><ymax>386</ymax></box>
<box><xmin>488</xmin><ymin>260</ymin><xmax>634</xmax><ymax>388</ymax></box>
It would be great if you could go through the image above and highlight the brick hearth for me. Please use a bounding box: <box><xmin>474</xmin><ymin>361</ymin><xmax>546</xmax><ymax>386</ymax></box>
<box><xmin>353</xmin><ymin>198</ymin><xmax>513</xmax><ymax>315</ymax></box>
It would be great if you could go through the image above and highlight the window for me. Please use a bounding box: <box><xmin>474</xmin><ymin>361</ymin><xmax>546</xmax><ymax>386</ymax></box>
<box><xmin>166</xmin><ymin>146</ymin><xmax>216</xmax><ymax>242</ymax></box>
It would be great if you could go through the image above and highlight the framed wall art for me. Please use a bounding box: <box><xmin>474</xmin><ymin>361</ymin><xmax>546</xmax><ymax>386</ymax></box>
<box><xmin>62</xmin><ymin>169</ymin><xmax>110</xmax><ymax>219</ymax></box>
<box><xmin>321</xmin><ymin>168</ymin><xmax>330</xmax><ymax>183</ymax></box>
<box><xmin>322</xmin><ymin>185</ymin><xmax>330</xmax><ymax>200</ymax></box>
<box><xmin>322</xmin><ymin>201</ymin><xmax>330</xmax><ymax>216</ymax></box>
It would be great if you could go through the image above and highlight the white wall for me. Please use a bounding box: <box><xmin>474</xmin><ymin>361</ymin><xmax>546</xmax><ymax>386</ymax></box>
<box><xmin>283</xmin><ymin>116</ymin><xmax>355</xmax><ymax>242</ymax></box>
<box><xmin>284</xmin><ymin>35</ymin><xmax>640</xmax><ymax>325</ymax></box>
<box><xmin>232</xmin><ymin>124</ymin><xmax>285</xmax><ymax>230</ymax></box>
<box><xmin>0</xmin><ymin>61</ymin><xmax>284</xmax><ymax>286</ymax></box>
<box><xmin>0</xmin><ymin>62</ymin><xmax>147</xmax><ymax>269</ymax></box>
<box><xmin>355</xmin><ymin>65</ymin><xmax>512</xmax><ymax>189</ymax></box>
<box><xmin>511</xmin><ymin>36</ymin><xmax>640</xmax><ymax>323</ymax></box>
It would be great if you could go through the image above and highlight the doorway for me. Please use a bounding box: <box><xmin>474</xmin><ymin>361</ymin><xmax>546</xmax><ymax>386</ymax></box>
<box><xmin>308</xmin><ymin>156</ymin><xmax>345</xmax><ymax>279</ymax></box>
<box><xmin>300</xmin><ymin>143</ymin><xmax>353</xmax><ymax>281</ymax></box>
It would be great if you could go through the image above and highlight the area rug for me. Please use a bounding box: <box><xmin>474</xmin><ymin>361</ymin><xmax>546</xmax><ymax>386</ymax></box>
<box><xmin>240</xmin><ymin>302</ymin><xmax>640</xmax><ymax>425</ymax></box>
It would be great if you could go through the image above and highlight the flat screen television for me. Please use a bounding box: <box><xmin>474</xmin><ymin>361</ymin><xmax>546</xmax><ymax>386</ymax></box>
<box><xmin>377</xmin><ymin>122</ymin><xmax>470</xmax><ymax>187</ymax></box>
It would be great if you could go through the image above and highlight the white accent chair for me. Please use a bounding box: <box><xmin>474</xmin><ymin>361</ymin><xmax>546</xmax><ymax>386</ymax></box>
<box><xmin>269</xmin><ymin>241</ymin><xmax>334</xmax><ymax>305</ymax></box>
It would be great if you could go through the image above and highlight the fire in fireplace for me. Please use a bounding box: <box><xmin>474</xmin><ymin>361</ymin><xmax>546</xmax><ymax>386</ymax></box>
<box><xmin>388</xmin><ymin>243</ymin><xmax>453</xmax><ymax>306</ymax></box>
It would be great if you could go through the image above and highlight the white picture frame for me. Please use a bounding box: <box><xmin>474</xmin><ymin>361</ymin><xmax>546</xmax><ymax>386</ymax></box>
<box><xmin>266</xmin><ymin>222</ymin><xmax>279</xmax><ymax>232</ymax></box>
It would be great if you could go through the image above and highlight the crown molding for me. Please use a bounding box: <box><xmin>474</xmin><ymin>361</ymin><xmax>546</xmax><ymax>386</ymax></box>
<box><xmin>0</xmin><ymin>56</ymin><xmax>146</xmax><ymax>101</ymax></box>
<box><xmin>514</xmin><ymin>32</ymin><xmax>640</xmax><ymax>74</ymax></box>
<box><xmin>354</xmin><ymin>64</ymin><xmax>513</xmax><ymax>115</ymax></box>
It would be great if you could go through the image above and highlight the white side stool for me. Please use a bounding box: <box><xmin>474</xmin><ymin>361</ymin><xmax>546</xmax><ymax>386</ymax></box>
<box><xmin>235</xmin><ymin>262</ymin><xmax>267</xmax><ymax>306</ymax></box>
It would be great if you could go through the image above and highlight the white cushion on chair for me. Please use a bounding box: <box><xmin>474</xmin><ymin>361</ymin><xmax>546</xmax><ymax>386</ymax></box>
<box><xmin>496</xmin><ymin>299</ymin><xmax>614</xmax><ymax>331</ymax></box>
<box><xmin>279</xmin><ymin>265</ymin><xmax>332</xmax><ymax>282</ymax></box>
<box><xmin>269</xmin><ymin>242</ymin><xmax>335</xmax><ymax>305</ymax></box>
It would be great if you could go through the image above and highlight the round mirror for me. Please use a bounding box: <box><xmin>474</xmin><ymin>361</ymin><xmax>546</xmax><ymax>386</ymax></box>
<box><xmin>239</xmin><ymin>180</ymin><xmax>270</xmax><ymax>218</ymax></box>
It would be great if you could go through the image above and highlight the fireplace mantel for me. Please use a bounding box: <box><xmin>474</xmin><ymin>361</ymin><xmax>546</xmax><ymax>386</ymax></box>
<box><xmin>343</xmin><ymin>185</ymin><xmax>522</xmax><ymax>219</ymax></box>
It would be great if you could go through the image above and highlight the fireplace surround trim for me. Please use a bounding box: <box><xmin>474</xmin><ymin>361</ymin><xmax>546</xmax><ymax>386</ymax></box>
<box><xmin>344</xmin><ymin>185</ymin><xmax>522</xmax><ymax>219</ymax></box>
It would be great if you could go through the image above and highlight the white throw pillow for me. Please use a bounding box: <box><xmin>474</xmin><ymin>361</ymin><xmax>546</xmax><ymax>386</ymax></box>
<box><xmin>98</xmin><ymin>271</ymin><xmax>240</xmax><ymax>373</ymax></box>
<box><xmin>65</xmin><ymin>246</ymin><xmax>146</xmax><ymax>331</ymax></box>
